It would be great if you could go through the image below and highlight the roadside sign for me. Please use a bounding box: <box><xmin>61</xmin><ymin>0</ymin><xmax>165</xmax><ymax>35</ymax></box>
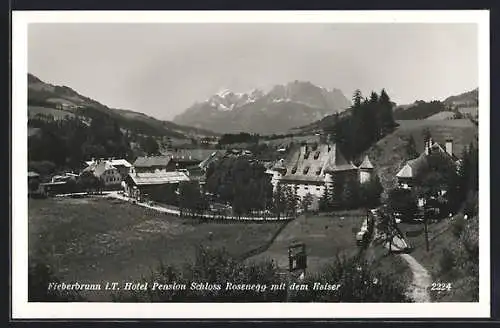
<box><xmin>288</xmin><ymin>242</ymin><xmax>307</xmax><ymax>272</ymax></box>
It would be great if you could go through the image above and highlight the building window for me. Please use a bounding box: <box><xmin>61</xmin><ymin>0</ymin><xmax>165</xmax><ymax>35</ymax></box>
<box><xmin>316</xmin><ymin>187</ymin><xmax>320</xmax><ymax>191</ymax></box>
<box><xmin>304</xmin><ymin>186</ymin><xmax>308</xmax><ymax>190</ymax></box>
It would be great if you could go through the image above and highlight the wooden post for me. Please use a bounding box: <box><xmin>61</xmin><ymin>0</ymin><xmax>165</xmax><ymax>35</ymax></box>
<box><xmin>424</xmin><ymin>214</ymin><xmax>430</xmax><ymax>252</ymax></box>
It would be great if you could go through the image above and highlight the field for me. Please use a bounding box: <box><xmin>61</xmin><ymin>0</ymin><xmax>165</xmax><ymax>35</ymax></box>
<box><xmin>248</xmin><ymin>210</ymin><xmax>366</xmax><ymax>273</ymax></box>
<box><xmin>458</xmin><ymin>107</ymin><xmax>479</xmax><ymax>117</ymax></box>
<box><xmin>425</xmin><ymin>111</ymin><xmax>455</xmax><ymax>120</ymax></box>
<box><xmin>28</xmin><ymin>105</ymin><xmax>75</xmax><ymax>120</ymax></box>
<box><xmin>29</xmin><ymin>197</ymin><xmax>287</xmax><ymax>300</ymax></box>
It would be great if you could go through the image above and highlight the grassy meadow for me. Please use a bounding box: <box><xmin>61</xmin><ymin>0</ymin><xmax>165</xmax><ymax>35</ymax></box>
<box><xmin>248</xmin><ymin>210</ymin><xmax>367</xmax><ymax>274</ymax></box>
<box><xmin>29</xmin><ymin>197</ymin><xmax>287</xmax><ymax>300</ymax></box>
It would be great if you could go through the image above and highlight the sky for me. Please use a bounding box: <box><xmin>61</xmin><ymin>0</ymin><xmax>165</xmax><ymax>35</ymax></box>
<box><xmin>28</xmin><ymin>23</ymin><xmax>478</xmax><ymax>120</ymax></box>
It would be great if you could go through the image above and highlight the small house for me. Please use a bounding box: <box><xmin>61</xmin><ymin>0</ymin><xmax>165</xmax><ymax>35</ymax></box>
<box><xmin>396</xmin><ymin>137</ymin><xmax>459</xmax><ymax>190</ymax></box>
<box><xmin>85</xmin><ymin>158</ymin><xmax>132</xmax><ymax>180</ymax></box>
<box><xmin>82</xmin><ymin>159</ymin><xmax>121</xmax><ymax>188</ymax></box>
<box><xmin>123</xmin><ymin>171</ymin><xmax>190</xmax><ymax>203</ymax></box>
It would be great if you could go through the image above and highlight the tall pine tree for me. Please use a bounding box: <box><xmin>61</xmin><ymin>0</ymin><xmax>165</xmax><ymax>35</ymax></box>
<box><xmin>379</xmin><ymin>89</ymin><xmax>395</xmax><ymax>135</ymax></box>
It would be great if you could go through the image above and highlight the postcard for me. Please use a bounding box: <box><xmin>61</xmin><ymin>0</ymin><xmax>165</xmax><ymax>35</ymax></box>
<box><xmin>11</xmin><ymin>9</ymin><xmax>490</xmax><ymax>319</ymax></box>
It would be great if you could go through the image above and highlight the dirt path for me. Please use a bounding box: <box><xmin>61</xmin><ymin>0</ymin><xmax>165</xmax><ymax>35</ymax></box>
<box><xmin>399</xmin><ymin>253</ymin><xmax>431</xmax><ymax>302</ymax></box>
<box><xmin>381</xmin><ymin>235</ymin><xmax>431</xmax><ymax>302</ymax></box>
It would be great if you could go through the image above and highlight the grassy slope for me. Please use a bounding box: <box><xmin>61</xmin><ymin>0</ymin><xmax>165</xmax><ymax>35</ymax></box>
<box><xmin>398</xmin><ymin>217</ymin><xmax>478</xmax><ymax>302</ymax></box>
<box><xmin>29</xmin><ymin>197</ymin><xmax>286</xmax><ymax>299</ymax></box>
<box><xmin>248</xmin><ymin>210</ymin><xmax>366</xmax><ymax>274</ymax></box>
<box><xmin>28</xmin><ymin>106</ymin><xmax>76</xmax><ymax>120</ymax></box>
<box><xmin>426</xmin><ymin>111</ymin><xmax>456</xmax><ymax>120</ymax></box>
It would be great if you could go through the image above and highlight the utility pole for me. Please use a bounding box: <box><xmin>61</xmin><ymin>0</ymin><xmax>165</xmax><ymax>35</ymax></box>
<box><xmin>424</xmin><ymin>211</ymin><xmax>430</xmax><ymax>252</ymax></box>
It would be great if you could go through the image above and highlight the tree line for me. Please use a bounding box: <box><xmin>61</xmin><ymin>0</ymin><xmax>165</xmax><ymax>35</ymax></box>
<box><xmin>27</xmin><ymin>108</ymin><xmax>170</xmax><ymax>177</ymax></box>
<box><xmin>28</xmin><ymin>115</ymin><xmax>133</xmax><ymax>176</ymax></box>
<box><xmin>393</xmin><ymin>100</ymin><xmax>447</xmax><ymax>120</ymax></box>
<box><xmin>218</xmin><ymin>132</ymin><xmax>260</xmax><ymax>146</ymax></box>
<box><xmin>318</xmin><ymin>174</ymin><xmax>384</xmax><ymax>212</ymax></box>
<box><xmin>324</xmin><ymin>89</ymin><xmax>397</xmax><ymax>161</ymax></box>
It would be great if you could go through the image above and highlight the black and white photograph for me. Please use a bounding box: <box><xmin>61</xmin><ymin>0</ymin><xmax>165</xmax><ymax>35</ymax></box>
<box><xmin>12</xmin><ymin>10</ymin><xmax>490</xmax><ymax>319</ymax></box>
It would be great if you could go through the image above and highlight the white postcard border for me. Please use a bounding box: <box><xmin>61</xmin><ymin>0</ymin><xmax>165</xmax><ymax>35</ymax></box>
<box><xmin>12</xmin><ymin>10</ymin><xmax>490</xmax><ymax>319</ymax></box>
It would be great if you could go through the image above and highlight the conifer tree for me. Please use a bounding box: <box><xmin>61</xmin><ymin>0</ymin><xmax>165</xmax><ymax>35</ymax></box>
<box><xmin>352</xmin><ymin>89</ymin><xmax>363</xmax><ymax>108</ymax></box>
<box><xmin>379</xmin><ymin>89</ymin><xmax>395</xmax><ymax>135</ymax></box>
<box><xmin>406</xmin><ymin>135</ymin><xmax>419</xmax><ymax>159</ymax></box>
<box><xmin>319</xmin><ymin>187</ymin><xmax>330</xmax><ymax>212</ymax></box>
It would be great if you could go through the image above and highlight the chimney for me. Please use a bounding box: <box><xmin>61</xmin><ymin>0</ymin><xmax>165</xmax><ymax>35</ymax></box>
<box><xmin>445</xmin><ymin>139</ymin><xmax>453</xmax><ymax>156</ymax></box>
<box><xmin>425</xmin><ymin>138</ymin><xmax>433</xmax><ymax>155</ymax></box>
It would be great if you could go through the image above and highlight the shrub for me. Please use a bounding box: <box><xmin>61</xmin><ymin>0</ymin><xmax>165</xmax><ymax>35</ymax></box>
<box><xmin>451</xmin><ymin>218</ymin><xmax>466</xmax><ymax>239</ymax></box>
<box><xmin>113</xmin><ymin>248</ymin><xmax>410</xmax><ymax>303</ymax></box>
<box><xmin>28</xmin><ymin>259</ymin><xmax>84</xmax><ymax>302</ymax></box>
<box><xmin>387</xmin><ymin>188</ymin><xmax>418</xmax><ymax>221</ymax></box>
<box><xmin>293</xmin><ymin>255</ymin><xmax>410</xmax><ymax>302</ymax></box>
<box><xmin>439</xmin><ymin>248</ymin><xmax>456</xmax><ymax>276</ymax></box>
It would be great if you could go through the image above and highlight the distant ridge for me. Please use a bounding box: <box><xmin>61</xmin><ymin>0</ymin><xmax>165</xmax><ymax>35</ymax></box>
<box><xmin>173</xmin><ymin>80</ymin><xmax>351</xmax><ymax>134</ymax></box>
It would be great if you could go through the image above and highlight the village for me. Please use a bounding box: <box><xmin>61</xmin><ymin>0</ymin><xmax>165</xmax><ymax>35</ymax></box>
<box><xmin>28</xmin><ymin>130</ymin><xmax>469</xmax><ymax>224</ymax></box>
<box><xmin>27</xmin><ymin>126</ymin><xmax>478</xmax><ymax>293</ymax></box>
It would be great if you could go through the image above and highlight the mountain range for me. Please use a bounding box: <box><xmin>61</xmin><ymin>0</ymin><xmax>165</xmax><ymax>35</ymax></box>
<box><xmin>173</xmin><ymin>81</ymin><xmax>351</xmax><ymax>134</ymax></box>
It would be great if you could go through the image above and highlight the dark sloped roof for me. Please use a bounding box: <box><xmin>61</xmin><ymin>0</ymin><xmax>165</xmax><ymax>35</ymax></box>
<box><xmin>280</xmin><ymin>174</ymin><xmax>325</xmax><ymax>183</ymax></box>
<box><xmin>279</xmin><ymin>143</ymin><xmax>356</xmax><ymax>183</ymax></box>
<box><xmin>133</xmin><ymin>155</ymin><xmax>171</xmax><ymax>167</ymax></box>
<box><xmin>323</xmin><ymin>144</ymin><xmax>357</xmax><ymax>172</ymax></box>
<box><xmin>127</xmin><ymin>171</ymin><xmax>189</xmax><ymax>185</ymax></box>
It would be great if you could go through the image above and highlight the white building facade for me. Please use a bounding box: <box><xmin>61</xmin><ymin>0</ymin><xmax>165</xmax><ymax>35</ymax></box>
<box><xmin>267</xmin><ymin>143</ymin><xmax>375</xmax><ymax>210</ymax></box>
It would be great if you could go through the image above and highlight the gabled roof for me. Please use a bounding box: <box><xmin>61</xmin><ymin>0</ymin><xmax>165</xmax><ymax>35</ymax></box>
<box><xmin>396</xmin><ymin>152</ymin><xmax>428</xmax><ymax>179</ymax></box>
<box><xmin>85</xmin><ymin>159</ymin><xmax>132</xmax><ymax>168</ymax></box>
<box><xmin>396</xmin><ymin>163</ymin><xmax>413</xmax><ymax>178</ymax></box>
<box><xmin>83</xmin><ymin>160</ymin><xmax>117</xmax><ymax>177</ymax></box>
<box><xmin>133</xmin><ymin>155</ymin><xmax>171</xmax><ymax>168</ymax></box>
<box><xmin>359</xmin><ymin>155</ymin><xmax>374</xmax><ymax>169</ymax></box>
<box><xmin>108</xmin><ymin>159</ymin><xmax>132</xmax><ymax>167</ymax></box>
<box><xmin>127</xmin><ymin>171</ymin><xmax>190</xmax><ymax>186</ymax></box>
